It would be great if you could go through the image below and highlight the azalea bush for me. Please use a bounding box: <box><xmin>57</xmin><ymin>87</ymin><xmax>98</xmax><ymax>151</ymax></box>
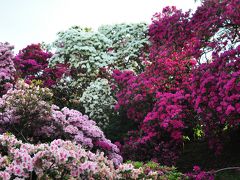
<box><xmin>0</xmin><ymin>81</ymin><xmax>122</xmax><ymax>164</ymax></box>
<box><xmin>47</xmin><ymin>26</ymin><xmax>112</xmax><ymax>110</ymax></box>
<box><xmin>122</xmin><ymin>92</ymin><xmax>192</xmax><ymax>165</ymax></box>
<box><xmin>0</xmin><ymin>42</ymin><xmax>15</xmax><ymax>96</ymax></box>
<box><xmin>0</xmin><ymin>133</ymin><xmax>117</xmax><ymax>179</ymax></box>
<box><xmin>113</xmin><ymin>56</ymin><xmax>195</xmax><ymax>165</ymax></box>
<box><xmin>14</xmin><ymin>44</ymin><xmax>52</xmax><ymax>78</ymax></box>
<box><xmin>112</xmin><ymin>17</ymin><xmax>197</xmax><ymax>165</ymax></box>
<box><xmin>14</xmin><ymin>44</ymin><xmax>68</xmax><ymax>88</ymax></box>
<box><xmin>0</xmin><ymin>133</ymin><xmax>187</xmax><ymax>180</ymax></box>
<box><xmin>49</xmin><ymin>26</ymin><xmax>113</xmax><ymax>89</ymax></box>
<box><xmin>189</xmin><ymin>0</ymin><xmax>240</xmax><ymax>154</ymax></box>
<box><xmin>0</xmin><ymin>80</ymin><xmax>58</xmax><ymax>143</ymax></box>
<box><xmin>113</xmin><ymin>0</ymin><xmax>240</xmax><ymax>165</ymax></box>
<box><xmin>191</xmin><ymin>46</ymin><xmax>240</xmax><ymax>154</ymax></box>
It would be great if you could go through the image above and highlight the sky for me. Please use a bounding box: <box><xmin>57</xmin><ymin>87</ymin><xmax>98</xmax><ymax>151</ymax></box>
<box><xmin>0</xmin><ymin>0</ymin><xmax>200</xmax><ymax>53</ymax></box>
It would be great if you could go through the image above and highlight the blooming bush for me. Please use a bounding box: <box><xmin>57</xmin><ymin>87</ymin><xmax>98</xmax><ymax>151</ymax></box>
<box><xmin>112</xmin><ymin>55</ymin><xmax>195</xmax><ymax>164</ymax></box>
<box><xmin>48</xmin><ymin>24</ymin><xmax>149</xmax><ymax>111</ymax></box>
<box><xmin>49</xmin><ymin>26</ymin><xmax>113</xmax><ymax>86</ymax></box>
<box><xmin>0</xmin><ymin>134</ymin><xmax>187</xmax><ymax>180</ymax></box>
<box><xmin>14</xmin><ymin>44</ymin><xmax>67</xmax><ymax>88</ymax></box>
<box><xmin>149</xmin><ymin>6</ymin><xmax>192</xmax><ymax>60</ymax></box>
<box><xmin>0</xmin><ymin>80</ymin><xmax>122</xmax><ymax>164</ymax></box>
<box><xmin>189</xmin><ymin>0</ymin><xmax>240</xmax><ymax>154</ymax></box>
<box><xmin>112</xmin><ymin>0</ymin><xmax>240</xmax><ymax>164</ymax></box>
<box><xmin>14</xmin><ymin>44</ymin><xmax>51</xmax><ymax>77</ymax></box>
<box><xmin>51</xmin><ymin>105</ymin><xmax>122</xmax><ymax>165</ymax></box>
<box><xmin>98</xmin><ymin>23</ymin><xmax>149</xmax><ymax>73</ymax></box>
<box><xmin>80</xmin><ymin>78</ymin><xmax>116</xmax><ymax>129</ymax></box>
<box><xmin>126</xmin><ymin>92</ymin><xmax>190</xmax><ymax>164</ymax></box>
<box><xmin>191</xmin><ymin>46</ymin><xmax>240</xmax><ymax>154</ymax></box>
<box><xmin>47</xmin><ymin>26</ymin><xmax>113</xmax><ymax>110</ymax></box>
<box><xmin>0</xmin><ymin>133</ymin><xmax>117</xmax><ymax>179</ymax></box>
<box><xmin>113</xmin><ymin>53</ymin><xmax>195</xmax><ymax>121</ymax></box>
<box><xmin>0</xmin><ymin>80</ymin><xmax>61</xmax><ymax>143</ymax></box>
<box><xmin>189</xmin><ymin>0</ymin><xmax>240</xmax><ymax>62</ymax></box>
<box><xmin>0</xmin><ymin>42</ymin><xmax>15</xmax><ymax>96</ymax></box>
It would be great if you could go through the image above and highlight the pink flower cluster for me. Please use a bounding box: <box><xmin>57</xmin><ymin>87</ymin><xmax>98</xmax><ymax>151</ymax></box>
<box><xmin>191</xmin><ymin>46</ymin><xmax>240</xmax><ymax>154</ymax></box>
<box><xmin>0</xmin><ymin>133</ymin><xmax>116</xmax><ymax>179</ymax></box>
<box><xmin>186</xmin><ymin>166</ymin><xmax>214</xmax><ymax>180</ymax></box>
<box><xmin>0</xmin><ymin>134</ymin><xmax>183</xmax><ymax>179</ymax></box>
<box><xmin>112</xmin><ymin>43</ymin><xmax>195</xmax><ymax>165</ymax></box>
<box><xmin>51</xmin><ymin>105</ymin><xmax>123</xmax><ymax>165</ymax></box>
<box><xmin>0</xmin><ymin>42</ymin><xmax>15</xmax><ymax>96</ymax></box>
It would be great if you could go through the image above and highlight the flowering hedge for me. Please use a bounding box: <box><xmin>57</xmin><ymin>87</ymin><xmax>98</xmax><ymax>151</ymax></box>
<box><xmin>0</xmin><ymin>134</ymin><xmax>187</xmax><ymax>180</ymax></box>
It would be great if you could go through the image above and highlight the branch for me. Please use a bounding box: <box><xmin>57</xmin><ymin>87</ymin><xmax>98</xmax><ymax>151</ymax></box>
<box><xmin>214</xmin><ymin>167</ymin><xmax>240</xmax><ymax>174</ymax></box>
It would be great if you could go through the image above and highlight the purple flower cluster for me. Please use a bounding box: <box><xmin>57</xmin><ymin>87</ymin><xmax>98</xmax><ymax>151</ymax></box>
<box><xmin>51</xmin><ymin>105</ymin><xmax>122</xmax><ymax>164</ymax></box>
<box><xmin>0</xmin><ymin>42</ymin><xmax>15</xmax><ymax>96</ymax></box>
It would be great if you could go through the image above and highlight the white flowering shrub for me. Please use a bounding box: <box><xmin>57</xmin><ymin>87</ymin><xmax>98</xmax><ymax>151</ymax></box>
<box><xmin>80</xmin><ymin>78</ymin><xmax>116</xmax><ymax>128</ymax></box>
<box><xmin>48</xmin><ymin>24</ymin><xmax>150</xmax><ymax>128</ymax></box>
<box><xmin>98</xmin><ymin>23</ymin><xmax>149</xmax><ymax>73</ymax></box>
<box><xmin>48</xmin><ymin>26</ymin><xmax>114</xmax><ymax>110</ymax></box>
<box><xmin>49</xmin><ymin>26</ymin><xmax>114</xmax><ymax>81</ymax></box>
<box><xmin>50</xmin><ymin>23</ymin><xmax>149</xmax><ymax>75</ymax></box>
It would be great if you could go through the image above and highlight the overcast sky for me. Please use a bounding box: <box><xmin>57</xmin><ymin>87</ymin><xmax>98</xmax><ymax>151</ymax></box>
<box><xmin>0</xmin><ymin>0</ymin><xmax>200</xmax><ymax>53</ymax></box>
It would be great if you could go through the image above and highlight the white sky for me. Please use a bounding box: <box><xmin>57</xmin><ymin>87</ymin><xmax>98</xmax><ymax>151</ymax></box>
<box><xmin>0</xmin><ymin>0</ymin><xmax>200</xmax><ymax>53</ymax></box>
